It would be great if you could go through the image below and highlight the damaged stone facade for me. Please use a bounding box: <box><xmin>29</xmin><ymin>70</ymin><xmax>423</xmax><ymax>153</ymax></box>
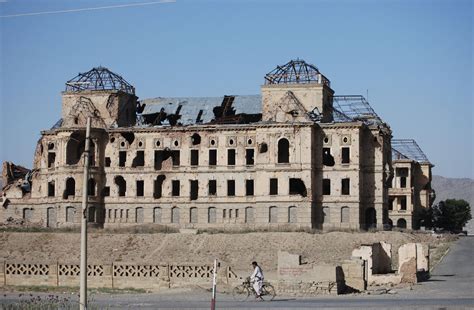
<box><xmin>0</xmin><ymin>60</ymin><xmax>433</xmax><ymax>230</ymax></box>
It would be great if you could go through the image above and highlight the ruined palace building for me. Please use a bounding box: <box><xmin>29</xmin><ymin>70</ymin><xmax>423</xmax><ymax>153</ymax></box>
<box><xmin>1</xmin><ymin>59</ymin><xmax>435</xmax><ymax>230</ymax></box>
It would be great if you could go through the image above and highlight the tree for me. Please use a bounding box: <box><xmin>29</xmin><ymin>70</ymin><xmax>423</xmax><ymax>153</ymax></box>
<box><xmin>432</xmin><ymin>199</ymin><xmax>471</xmax><ymax>232</ymax></box>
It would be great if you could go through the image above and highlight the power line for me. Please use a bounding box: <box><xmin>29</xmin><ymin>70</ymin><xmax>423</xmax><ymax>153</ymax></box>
<box><xmin>0</xmin><ymin>0</ymin><xmax>175</xmax><ymax>18</ymax></box>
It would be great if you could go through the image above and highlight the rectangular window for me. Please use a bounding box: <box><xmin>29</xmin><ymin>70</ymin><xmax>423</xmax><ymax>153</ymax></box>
<box><xmin>400</xmin><ymin>196</ymin><xmax>407</xmax><ymax>210</ymax></box>
<box><xmin>48</xmin><ymin>153</ymin><xmax>56</xmax><ymax>168</ymax></box>
<box><xmin>341</xmin><ymin>147</ymin><xmax>350</xmax><ymax>164</ymax></box>
<box><xmin>191</xmin><ymin>149</ymin><xmax>199</xmax><ymax>166</ymax></box>
<box><xmin>245</xmin><ymin>149</ymin><xmax>255</xmax><ymax>165</ymax></box>
<box><xmin>227</xmin><ymin>180</ymin><xmax>235</xmax><ymax>196</ymax></box>
<box><xmin>400</xmin><ymin>176</ymin><xmax>407</xmax><ymax>188</ymax></box>
<box><xmin>223</xmin><ymin>209</ymin><xmax>226</xmax><ymax>218</ymax></box>
<box><xmin>48</xmin><ymin>182</ymin><xmax>55</xmax><ymax>197</ymax></box>
<box><xmin>136</xmin><ymin>180</ymin><xmax>144</xmax><ymax>197</ymax></box>
<box><xmin>270</xmin><ymin>178</ymin><xmax>278</xmax><ymax>195</ymax></box>
<box><xmin>105</xmin><ymin>157</ymin><xmax>111</xmax><ymax>167</ymax></box>
<box><xmin>246</xmin><ymin>179</ymin><xmax>254</xmax><ymax>196</ymax></box>
<box><xmin>172</xmin><ymin>150</ymin><xmax>180</xmax><ymax>166</ymax></box>
<box><xmin>172</xmin><ymin>180</ymin><xmax>180</xmax><ymax>196</ymax></box>
<box><xmin>208</xmin><ymin>180</ymin><xmax>217</xmax><ymax>196</ymax></box>
<box><xmin>102</xmin><ymin>186</ymin><xmax>110</xmax><ymax>197</ymax></box>
<box><xmin>235</xmin><ymin>209</ymin><xmax>239</xmax><ymax>218</ymax></box>
<box><xmin>323</xmin><ymin>179</ymin><xmax>331</xmax><ymax>195</ymax></box>
<box><xmin>119</xmin><ymin>151</ymin><xmax>127</xmax><ymax>167</ymax></box>
<box><xmin>190</xmin><ymin>180</ymin><xmax>198</xmax><ymax>200</ymax></box>
<box><xmin>209</xmin><ymin>149</ymin><xmax>217</xmax><ymax>166</ymax></box>
<box><xmin>389</xmin><ymin>198</ymin><xmax>395</xmax><ymax>211</ymax></box>
<box><xmin>341</xmin><ymin>178</ymin><xmax>350</xmax><ymax>195</ymax></box>
<box><xmin>227</xmin><ymin>149</ymin><xmax>236</xmax><ymax>166</ymax></box>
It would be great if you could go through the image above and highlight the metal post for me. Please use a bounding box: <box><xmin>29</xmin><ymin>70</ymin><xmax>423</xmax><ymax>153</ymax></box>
<box><xmin>211</xmin><ymin>259</ymin><xmax>217</xmax><ymax>310</ymax></box>
<box><xmin>80</xmin><ymin>117</ymin><xmax>91</xmax><ymax>310</ymax></box>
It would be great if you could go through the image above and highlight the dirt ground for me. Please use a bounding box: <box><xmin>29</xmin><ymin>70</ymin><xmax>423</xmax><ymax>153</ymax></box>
<box><xmin>0</xmin><ymin>230</ymin><xmax>454</xmax><ymax>273</ymax></box>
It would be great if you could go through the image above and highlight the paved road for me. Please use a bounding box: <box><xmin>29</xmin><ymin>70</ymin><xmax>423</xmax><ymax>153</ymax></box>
<box><xmin>2</xmin><ymin>237</ymin><xmax>473</xmax><ymax>309</ymax></box>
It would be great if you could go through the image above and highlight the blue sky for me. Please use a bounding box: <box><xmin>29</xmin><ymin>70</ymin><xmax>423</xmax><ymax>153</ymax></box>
<box><xmin>1</xmin><ymin>0</ymin><xmax>472</xmax><ymax>178</ymax></box>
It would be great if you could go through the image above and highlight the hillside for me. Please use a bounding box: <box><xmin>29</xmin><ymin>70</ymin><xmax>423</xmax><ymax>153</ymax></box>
<box><xmin>432</xmin><ymin>175</ymin><xmax>474</xmax><ymax>233</ymax></box>
<box><xmin>0</xmin><ymin>231</ymin><xmax>452</xmax><ymax>274</ymax></box>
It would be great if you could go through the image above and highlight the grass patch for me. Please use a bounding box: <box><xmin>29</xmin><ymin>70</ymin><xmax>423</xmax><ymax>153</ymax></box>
<box><xmin>101</xmin><ymin>224</ymin><xmax>179</xmax><ymax>234</ymax></box>
<box><xmin>197</xmin><ymin>225</ymin><xmax>322</xmax><ymax>234</ymax></box>
<box><xmin>0</xmin><ymin>226</ymin><xmax>80</xmax><ymax>233</ymax></box>
<box><xmin>2</xmin><ymin>285</ymin><xmax>146</xmax><ymax>295</ymax></box>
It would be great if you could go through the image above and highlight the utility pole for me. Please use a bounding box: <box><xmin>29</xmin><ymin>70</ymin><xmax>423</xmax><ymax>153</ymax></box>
<box><xmin>211</xmin><ymin>259</ymin><xmax>217</xmax><ymax>310</ymax></box>
<box><xmin>80</xmin><ymin>117</ymin><xmax>91</xmax><ymax>310</ymax></box>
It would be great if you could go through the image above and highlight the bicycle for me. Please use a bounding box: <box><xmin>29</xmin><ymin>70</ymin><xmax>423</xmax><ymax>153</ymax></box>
<box><xmin>232</xmin><ymin>277</ymin><xmax>276</xmax><ymax>301</ymax></box>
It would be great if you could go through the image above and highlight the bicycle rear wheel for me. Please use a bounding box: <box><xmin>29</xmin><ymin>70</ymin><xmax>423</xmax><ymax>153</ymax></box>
<box><xmin>232</xmin><ymin>285</ymin><xmax>250</xmax><ymax>301</ymax></box>
<box><xmin>260</xmin><ymin>283</ymin><xmax>276</xmax><ymax>301</ymax></box>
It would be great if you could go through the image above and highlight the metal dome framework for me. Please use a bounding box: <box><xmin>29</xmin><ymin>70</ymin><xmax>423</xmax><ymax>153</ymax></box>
<box><xmin>65</xmin><ymin>66</ymin><xmax>135</xmax><ymax>95</ymax></box>
<box><xmin>264</xmin><ymin>59</ymin><xmax>330</xmax><ymax>86</ymax></box>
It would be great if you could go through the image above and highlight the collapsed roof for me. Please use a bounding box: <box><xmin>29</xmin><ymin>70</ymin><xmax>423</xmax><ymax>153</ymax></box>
<box><xmin>264</xmin><ymin>59</ymin><xmax>331</xmax><ymax>86</ymax></box>
<box><xmin>392</xmin><ymin>139</ymin><xmax>431</xmax><ymax>164</ymax></box>
<box><xmin>65</xmin><ymin>66</ymin><xmax>135</xmax><ymax>95</ymax></box>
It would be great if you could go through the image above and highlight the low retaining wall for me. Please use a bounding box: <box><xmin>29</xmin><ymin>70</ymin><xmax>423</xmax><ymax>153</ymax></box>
<box><xmin>0</xmin><ymin>261</ymin><xmax>237</xmax><ymax>291</ymax></box>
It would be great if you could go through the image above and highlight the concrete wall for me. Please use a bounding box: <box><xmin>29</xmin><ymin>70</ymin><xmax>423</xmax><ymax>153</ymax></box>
<box><xmin>0</xmin><ymin>261</ymin><xmax>236</xmax><ymax>291</ymax></box>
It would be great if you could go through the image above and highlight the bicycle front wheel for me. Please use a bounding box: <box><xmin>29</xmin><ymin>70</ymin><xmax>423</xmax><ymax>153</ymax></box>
<box><xmin>260</xmin><ymin>283</ymin><xmax>276</xmax><ymax>301</ymax></box>
<box><xmin>232</xmin><ymin>285</ymin><xmax>250</xmax><ymax>301</ymax></box>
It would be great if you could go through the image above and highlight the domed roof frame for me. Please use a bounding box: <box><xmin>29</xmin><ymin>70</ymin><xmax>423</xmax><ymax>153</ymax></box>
<box><xmin>65</xmin><ymin>66</ymin><xmax>135</xmax><ymax>95</ymax></box>
<box><xmin>264</xmin><ymin>59</ymin><xmax>330</xmax><ymax>86</ymax></box>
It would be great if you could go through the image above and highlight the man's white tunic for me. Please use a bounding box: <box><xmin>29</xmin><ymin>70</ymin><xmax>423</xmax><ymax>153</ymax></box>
<box><xmin>251</xmin><ymin>265</ymin><xmax>264</xmax><ymax>296</ymax></box>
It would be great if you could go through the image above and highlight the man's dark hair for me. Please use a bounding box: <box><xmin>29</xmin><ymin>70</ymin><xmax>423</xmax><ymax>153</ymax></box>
<box><xmin>252</xmin><ymin>261</ymin><xmax>258</xmax><ymax>266</ymax></box>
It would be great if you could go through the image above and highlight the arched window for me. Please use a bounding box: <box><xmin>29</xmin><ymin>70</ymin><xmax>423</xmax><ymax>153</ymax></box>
<box><xmin>397</xmin><ymin>218</ymin><xmax>407</xmax><ymax>229</ymax></box>
<box><xmin>47</xmin><ymin>207</ymin><xmax>57</xmax><ymax>228</ymax></box>
<box><xmin>64</xmin><ymin>178</ymin><xmax>76</xmax><ymax>198</ymax></box>
<box><xmin>190</xmin><ymin>207</ymin><xmax>198</xmax><ymax>224</ymax></box>
<box><xmin>153</xmin><ymin>207</ymin><xmax>162</xmax><ymax>223</ymax></box>
<box><xmin>208</xmin><ymin>207</ymin><xmax>216</xmax><ymax>223</ymax></box>
<box><xmin>114</xmin><ymin>176</ymin><xmax>126</xmax><ymax>197</ymax></box>
<box><xmin>341</xmin><ymin>206</ymin><xmax>350</xmax><ymax>223</ymax></box>
<box><xmin>288</xmin><ymin>206</ymin><xmax>297</xmax><ymax>223</ymax></box>
<box><xmin>269</xmin><ymin>206</ymin><xmax>278</xmax><ymax>223</ymax></box>
<box><xmin>136</xmin><ymin>207</ymin><xmax>144</xmax><ymax>223</ymax></box>
<box><xmin>277</xmin><ymin>138</ymin><xmax>290</xmax><ymax>163</ymax></box>
<box><xmin>171</xmin><ymin>207</ymin><xmax>180</xmax><ymax>224</ymax></box>
<box><xmin>322</xmin><ymin>207</ymin><xmax>330</xmax><ymax>224</ymax></box>
<box><xmin>245</xmin><ymin>207</ymin><xmax>254</xmax><ymax>224</ymax></box>
<box><xmin>66</xmin><ymin>206</ymin><xmax>75</xmax><ymax>223</ymax></box>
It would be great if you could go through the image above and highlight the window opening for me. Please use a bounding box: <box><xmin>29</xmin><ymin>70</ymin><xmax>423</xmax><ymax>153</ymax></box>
<box><xmin>277</xmin><ymin>138</ymin><xmax>290</xmax><ymax>163</ymax></box>
<box><xmin>246</xmin><ymin>179</ymin><xmax>254</xmax><ymax>196</ymax></box>
<box><xmin>191</xmin><ymin>149</ymin><xmax>199</xmax><ymax>166</ymax></box>
<box><xmin>270</xmin><ymin>178</ymin><xmax>278</xmax><ymax>195</ymax></box>
<box><xmin>227</xmin><ymin>180</ymin><xmax>235</xmax><ymax>196</ymax></box>
<box><xmin>246</xmin><ymin>149</ymin><xmax>255</xmax><ymax>165</ymax></box>
<box><xmin>208</xmin><ymin>180</ymin><xmax>217</xmax><ymax>196</ymax></box>
<box><xmin>136</xmin><ymin>180</ymin><xmax>144</xmax><ymax>196</ymax></box>
<box><xmin>323</xmin><ymin>179</ymin><xmax>331</xmax><ymax>195</ymax></box>
<box><xmin>289</xmin><ymin>178</ymin><xmax>307</xmax><ymax>197</ymax></box>
<box><xmin>228</xmin><ymin>149</ymin><xmax>236</xmax><ymax>166</ymax></box>
<box><xmin>190</xmin><ymin>180</ymin><xmax>198</xmax><ymax>200</ymax></box>
<box><xmin>209</xmin><ymin>149</ymin><xmax>217</xmax><ymax>166</ymax></box>
<box><xmin>172</xmin><ymin>180</ymin><xmax>180</xmax><ymax>196</ymax></box>
<box><xmin>341</xmin><ymin>178</ymin><xmax>350</xmax><ymax>195</ymax></box>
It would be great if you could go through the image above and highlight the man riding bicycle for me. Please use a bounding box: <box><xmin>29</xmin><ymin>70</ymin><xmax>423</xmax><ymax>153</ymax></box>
<box><xmin>250</xmin><ymin>261</ymin><xmax>264</xmax><ymax>298</ymax></box>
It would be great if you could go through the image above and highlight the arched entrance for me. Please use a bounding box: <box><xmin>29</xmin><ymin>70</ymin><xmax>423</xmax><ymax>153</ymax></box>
<box><xmin>397</xmin><ymin>218</ymin><xmax>407</xmax><ymax>229</ymax></box>
<box><xmin>365</xmin><ymin>208</ymin><xmax>376</xmax><ymax>230</ymax></box>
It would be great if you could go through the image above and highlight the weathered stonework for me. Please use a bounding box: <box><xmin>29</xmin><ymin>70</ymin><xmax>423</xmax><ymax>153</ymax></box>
<box><xmin>1</xmin><ymin>60</ymin><xmax>433</xmax><ymax>231</ymax></box>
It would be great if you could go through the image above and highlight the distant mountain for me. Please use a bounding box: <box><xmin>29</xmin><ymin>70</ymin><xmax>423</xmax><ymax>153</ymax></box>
<box><xmin>432</xmin><ymin>175</ymin><xmax>474</xmax><ymax>233</ymax></box>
